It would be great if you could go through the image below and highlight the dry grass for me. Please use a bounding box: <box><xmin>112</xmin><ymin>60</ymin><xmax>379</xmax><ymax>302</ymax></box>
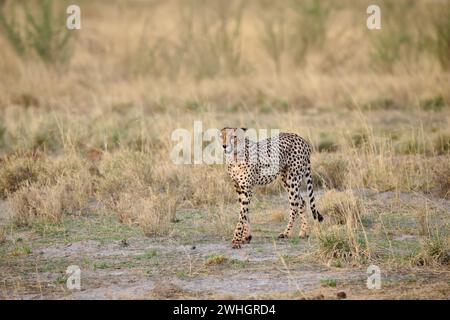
<box><xmin>313</xmin><ymin>189</ymin><xmax>370</xmax><ymax>266</ymax></box>
<box><xmin>414</xmin><ymin>232</ymin><xmax>450</xmax><ymax>267</ymax></box>
<box><xmin>432</xmin><ymin>160</ymin><xmax>450</xmax><ymax>199</ymax></box>
<box><xmin>205</xmin><ymin>255</ymin><xmax>229</xmax><ymax>266</ymax></box>
<box><xmin>433</xmin><ymin>132</ymin><xmax>450</xmax><ymax>155</ymax></box>
<box><xmin>313</xmin><ymin>155</ymin><xmax>349</xmax><ymax>190</ymax></box>
<box><xmin>0</xmin><ymin>227</ymin><xmax>6</xmax><ymax>244</ymax></box>
<box><xmin>88</xmin><ymin>150</ymin><xmax>179</xmax><ymax>235</ymax></box>
<box><xmin>7</xmin><ymin>154</ymin><xmax>93</xmax><ymax>226</ymax></box>
<box><xmin>270</xmin><ymin>209</ymin><xmax>285</xmax><ymax>223</ymax></box>
<box><xmin>9</xmin><ymin>184</ymin><xmax>65</xmax><ymax>225</ymax></box>
<box><xmin>314</xmin><ymin>225</ymin><xmax>369</xmax><ymax>266</ymax></box>
<box><xmin>136</xmin><ymin>194</ymin><xmax>177</xmax><ymax>236</ymax></box>
<box><xmin>95</xmin><ymin>150</ymin><xmax>154</xmax><ymax>210</ymax></box>
<box><xmin>318</xmin><ymin>190</ymin><xmax>364</xmax><ymax>228</ymax></box>
<box><xmin>0</xmin><ymin>0</ymin><xmax>448</xmax><ymax>258</ymax></box>
<box><xmin>0</xmin><ymin>153</ymin><xmax>43</xmax><ymax>198</ymax></box>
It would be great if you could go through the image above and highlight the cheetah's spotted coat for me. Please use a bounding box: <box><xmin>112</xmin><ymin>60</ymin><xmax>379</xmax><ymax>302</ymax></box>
<box><xmin>220</xmin><ymin>127</ymin><xmax>324</xmax><ymax>249</ymax></box>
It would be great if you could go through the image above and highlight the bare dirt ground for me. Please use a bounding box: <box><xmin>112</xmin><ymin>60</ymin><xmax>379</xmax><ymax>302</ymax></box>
<box><xmin>0</xmin><ymin>190</ymin><xmax>449</xmax><ymax>300</ymax></box>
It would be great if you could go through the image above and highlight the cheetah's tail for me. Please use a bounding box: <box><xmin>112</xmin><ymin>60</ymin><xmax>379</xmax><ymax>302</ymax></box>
<box><xmin>305</xmin><ymin>163</ymin><xmax>324</xmax><ymax>222</ymax></box>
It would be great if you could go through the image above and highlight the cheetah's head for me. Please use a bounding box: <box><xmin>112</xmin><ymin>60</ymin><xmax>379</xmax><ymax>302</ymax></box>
<box><xmin>220</xmin><ymin>127</ymin><xmax>247</xmax><ymax>154</ymax></box>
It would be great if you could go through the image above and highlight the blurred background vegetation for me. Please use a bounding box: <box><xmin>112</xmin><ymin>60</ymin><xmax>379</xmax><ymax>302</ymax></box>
<box><xmin>0</xmin><ymin>0</ymin><xmax>448</xmax><ymax>160</ymax></box>
<box><xmin>0</xmin><ymin>0</ymin><xmax>449</xmax><ymax>78</ymax></box>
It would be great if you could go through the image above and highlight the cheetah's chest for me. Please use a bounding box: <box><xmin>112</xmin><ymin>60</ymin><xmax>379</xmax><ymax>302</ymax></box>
<box><xmin>227</xmin><ymin>164</ymin><xmax>249</xmax><ymax>182</ymax></box>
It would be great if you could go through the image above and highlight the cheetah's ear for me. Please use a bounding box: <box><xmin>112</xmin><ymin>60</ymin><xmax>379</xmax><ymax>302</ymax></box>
<box><xmin>241</xmin><ymin>127</ymin><xmax>248</xmax><ymax>132</ymax></box>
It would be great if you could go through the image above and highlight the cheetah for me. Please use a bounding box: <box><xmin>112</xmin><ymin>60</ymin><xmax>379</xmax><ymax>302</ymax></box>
<box><xmin>220</xmin><ymin>127</ymin><xmax>324</xmax><ymax>249</ymax></box>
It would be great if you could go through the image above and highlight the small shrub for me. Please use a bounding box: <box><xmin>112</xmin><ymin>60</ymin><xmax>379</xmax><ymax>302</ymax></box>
<box><xmin>7</xmin><ymin>154</ymin><xmax>93</xmax><ymax>226</ymax></box>
<box><xmin>205</xmin><ymin>255</ymin><xmax>229</xmax><ymax>266</ymax></box>
<box><xmin>0</xmin><ymin>154</ymin><xmax>43</xmax><ymax>198</ymax></box>
<box><xmin>95</xmin><ymin>150</ymin><xmax>154</xmax><ymax>209</ymax></box>
<box><xmin>432</xmin><ymin>161</ymin><xmax>450</xmax><ymax>199</ymax></box>
<box><xmin>12</xmin><ymin>245</ymin><xmax>32</xmax><ymax>256</ymax></box>
<box><xmin>318</xmin><ymin>190</ymin><xmax>363</xmax><ymax>228</ymax></box>
<box><xmin>317</xmin><ymin>139</ymin><xmax>339</xmax><ymax>153</ymax></box>
<box><xmin>138</xmin><ymin>193</ymin><xmax>177</xmax><ymax>237</ymax></box>
<box><xmin>9</xmin><ymin>183</ymin><xmax>62</xmax><ymax>226</ymax></box>
<box><xmin>433</xmin><ymin>133</ymin><xmax>450</xmax><ymax>155</ymax></box>
<box><xmin>414</xmin><ymin>205</ymin><xmax>430</xmax><ymax>237</ymax></box>
<box><xmin>421</xmin><ymin>96</ymin><xmax>446</xmax><ymax>112</ymax></box>
<box><xmin>32</xmin><ymin>121</ymin><xmax>62</xmax><ymax>152</ymax></box>
<box><xmin>316</xmin><ymin>226</ymin><xmax>369</xmax><ymax>264</ymax></box>
<box><xmin>317</xmin><ymin>227</ymin><xmax>351</xmax><ymax>261</ymax></box>
<box><xmin>311</xmin><ymin>169</ymin><xmax>324</xmax><ymax>189</ymax></box>
<box><xmin>415</xmin><ymin>233</ymin><xmax>449</xmax><ymax>267</ymax></box>
<box><xmin>95</xmin><ymin>151</ymin><xmax>181</xmax><ymax>232</ymax></box>
<box><xmin>362</xmin><ymin>162</ymin><xmax>392</xmax><ymax>192</ymax></box>
<box><xmin>350</xmin><ymin>131</ymin><xmax>369</xmax><ymax>149</ymax></box>
<box><xmin>9</xmin><ymin>171</ymin><xmax>92</xmax><ymax>226</ymax></box>
<box><xmin>313</xmin><ymin>156</ymin><xmax>348</xmax><ymax>190</ymax></box>
<box><xmin>320</xmin><ymin>278</ymin><xmax>337</xmax><ymax>287</ymax></box>
<box><xmin>114</xmin><ymin>192</ymin><xmax>177</xmax><ymax>237</ymax></box>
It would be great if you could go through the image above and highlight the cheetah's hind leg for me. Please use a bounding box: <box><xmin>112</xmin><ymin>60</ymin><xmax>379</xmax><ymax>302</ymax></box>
<box><xmin>242</xmin><ymin>222</ymin><xmax>252</xmax><ymax>244</ymax></box>
<box><xmin>298</xmin><ymin>196</ymin><xmax>309</xmax><ymax>239</ymax></box>
<box><xmin>278</xmin><ymin>173</ymin><xmax>301</xmax><ymax>239</ymax></box>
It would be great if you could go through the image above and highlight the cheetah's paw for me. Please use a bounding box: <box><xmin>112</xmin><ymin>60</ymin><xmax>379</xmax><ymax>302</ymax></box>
<box><xmin>242</xmin><ymin>235</ymin><xmax>252</xmax><ymax>244</ymax></box>
<box><xmin>231</xmin><ymin>241</ymin><xmax>242</xmax><ymax>249</ymax></box>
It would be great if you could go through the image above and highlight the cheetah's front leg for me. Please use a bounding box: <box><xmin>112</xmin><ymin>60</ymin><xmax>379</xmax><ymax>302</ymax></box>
<box><xmin>232</xmin><ymin>187</ymin><xmax>252</xmax><ymax>249</ymax></box>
